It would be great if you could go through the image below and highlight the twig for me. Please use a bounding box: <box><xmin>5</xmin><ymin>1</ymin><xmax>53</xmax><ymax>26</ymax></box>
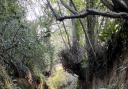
<box><xmin>57</xmin><ymin>1</ymin><xmax>71</xmax><ymax>48</ymax></box>
<box><xmin>68</xmin><ymin>0</ymin><xmax>97</xmax><ymax>59</ymax></box>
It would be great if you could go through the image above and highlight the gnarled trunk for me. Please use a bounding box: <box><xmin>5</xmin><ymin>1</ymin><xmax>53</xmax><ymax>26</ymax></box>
<box><xmin>77</xmin><ymin>21</ymin><xmax>128</xmax><ymax>89</ymax></box>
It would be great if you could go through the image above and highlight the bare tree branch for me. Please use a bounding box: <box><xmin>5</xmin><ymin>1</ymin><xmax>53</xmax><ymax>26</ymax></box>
<box><xmin>46</xmin><ymin>0</ymin><xmax>128</xmax><ymax>21</ymax></box>
<box><xmin>46</xmin><ymin>0</ymin><xmax>60</xmax><ymax>19</ymax></box>
<box><xmin>56</xmin><ymin>9</ymin><xmax>128</xmax><ymax>21</ymax></box>
<box><xmin>112</xmin><ymin>0</ymin><xmax>128</xmax><ymax>12</ymax></box>
<box><xmin>60</xmin><ymin>0</ymin><xmax>77</xmax><ymax>14</ymax></box>
<box><xmin>57</xmin><ymin>1</ymin><xmax>71</xmax><ymax>48</ymax></box>
<box><xmin>124</xmin><ymin>0</ymin><xmax>128</xmax><ymax>7</ymax></box>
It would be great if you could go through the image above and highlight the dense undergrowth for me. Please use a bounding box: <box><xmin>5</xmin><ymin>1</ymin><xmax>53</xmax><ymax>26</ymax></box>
<box><xmin>0</xmin><ymin>65</ymin><xmax>13</xmax><ymax>89</ymax></box>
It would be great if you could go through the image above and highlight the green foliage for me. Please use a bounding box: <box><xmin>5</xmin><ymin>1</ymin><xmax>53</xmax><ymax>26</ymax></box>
<box><xmin>99</xmin><ymin>21</ymin><xmax>120</xmax><ymax>41</ymax></box>
<box><xmin>0</xmin><ymin>0</ymin><xmax>55</xmax><ymax>79</ymax></box>
<box><xmin>73</xmin><ymin>0</ymin><xmax>86</xmax><ymax>10</ymax></box>
<box><xmin>0</xmin><ymin>0</ymin><xmax>23</xmax><ymax>20</ymax></box>
<box><xmin>51</xmin><ymin>0</ymin><xmax>57</xmax><ymax>3</ymax></box>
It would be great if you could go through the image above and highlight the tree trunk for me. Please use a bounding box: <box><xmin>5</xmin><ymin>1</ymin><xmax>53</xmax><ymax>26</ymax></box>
<box><xmin>78</xmin><ymin>0</ymin><xmax>96</xmax><ymax>89</ymax></box>
<box><xmin>77</xmin><ymin>20</ymin><xmax>128</xmax><ymax>89</ymax></box>
<box><xmin>69</xmin><ymin>1</ymin><xmax>80</xmax><ymax>47</ymax></box>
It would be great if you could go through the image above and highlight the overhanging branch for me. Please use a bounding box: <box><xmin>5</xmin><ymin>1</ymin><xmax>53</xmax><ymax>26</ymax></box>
<box><xmin>46</xmin><ymin>0</ymin><xmax>128</xmax><ymax>21</ymax></box>
<box><xmin>57</xmin><ymin>9</ymin><xmax>128</xmax><ymax>21</ymax></box>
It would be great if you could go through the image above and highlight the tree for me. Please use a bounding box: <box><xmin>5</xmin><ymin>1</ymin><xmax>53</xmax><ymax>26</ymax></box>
<box><xmin>0</xmin><ymin>0</ymin><xmax>55</xmax><ymax>88</ymax></box>
<box><xmin>47</xmin><ymin>0</ymin><xmax>128</xmax><ymax>89</ymax></box>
